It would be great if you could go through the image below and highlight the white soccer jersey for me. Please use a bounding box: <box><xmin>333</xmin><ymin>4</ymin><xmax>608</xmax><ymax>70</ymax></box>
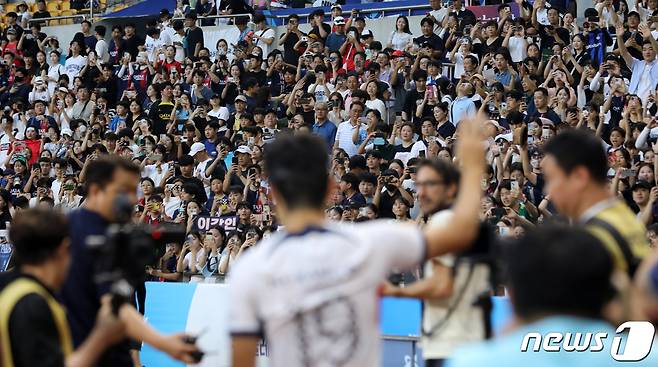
<box><xmin>228</xmin><ymin>221</ymin><xmax>425</xmax><ymax>366</ymax></box>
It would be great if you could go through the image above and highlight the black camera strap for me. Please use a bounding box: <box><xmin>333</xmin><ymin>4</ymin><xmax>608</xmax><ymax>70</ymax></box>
<box><xmin>586</xmin><ymin>217</ymin><xmax>640</xmax><ymax>276</ymax></box>
<box><xmin>421</xmin><ymin>260</ymin><xmax>476</xmax><ymax>338</ymax></box>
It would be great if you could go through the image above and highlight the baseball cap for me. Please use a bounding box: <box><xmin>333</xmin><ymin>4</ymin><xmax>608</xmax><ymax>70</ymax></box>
<box><xmin>235</xmin><ymin>95</ymin><xmax>247</xmax><ymax>103</ymax></box>
<box><xmin>334</xmin><ymin>16</ymin><xmax>346</xmax><ymax>25</ymax></box>
<box><xmin>485</xmin><ymin>119</ymin><xmax>503</xmax><ymax>131</ymax></box>
<box><xmin>7</xmin><ymin>28</ymin><xmax>17</xmax><ymax>35</ymax></box>
<box><xmin>331</xmin><ymin>4</ymin><xmax>342</xmax><ymax>10</ymax></box>
<box><xmin>360</xmin><ymin>29</ymin><xmax>374</xmax><ymax>39</ymax></box>
<box><xmin>236</xmin><ymin>145</ymin><xmax>252</xmax><ymax>154</ymax></box>
<box><xmin>61</xmin><ymin>128</ymin><xmax>73</xmax><ymax>137</ymax></box>
<box><xmin>34</xmin><ymin>76</ymin><xmax>44</xmax><ymax>85</ymax></box>
<box><xmin>58</xmin><ymin>87</ymin><xmax>69</xmax><ymax>93</ymax></box>
<box><xmin>188</xmin><ymin>142</ymin><xmax>206</xmax><ymax>157</ymax></box>
<box><xmin>633</xmin><ymin>181</ymin><xmax>653</xmax><ymax>191</ymax></box>
<box><xmin>495</xmin><ymin>133</ymin><xmax>513</xmax><ymax>142</ymax></box>
<box><xmin>605</xmin><ymin>54</ymin><xmax>620</xmax><ymax>63</ymax></box>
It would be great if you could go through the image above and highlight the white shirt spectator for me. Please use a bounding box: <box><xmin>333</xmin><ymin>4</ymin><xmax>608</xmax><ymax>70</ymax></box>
<box><xmin>182</xmin><ymin>248</ymin><xmax>207</xmax><ymax>272</ymax></box>
<box><xmin>308</xmin><ymin>83</ymin><xmax>335</xmax><ymax>103</ymax></box>
<box><xmin>208</xmin><ymin>106</ymin><xmax>230</xmax><ymax>121</ymax></box>
<box><xmin>388</xmin><ymin>31</ymin><xmax>413</xmax><ymax>51</ymax></box>
<box><xmin>430</xmin><ymin>7</ymin><xmax>449</xmax><ymax>24</ymax></box>
<box><xmin>95</xmin><ymin>38</ymin><xmax>109</xmax><ymax>64</ymax></box>
<box><xmin>452</xmin><ymin>52</ymin><xmax>478</xmax><ymax>80</ymax></box>
<box><xmin>507</xmin><ymin>36</ymin><xmax>528</xmax><ymax>63</ymax></box>
<box><xmin>253</xmin><ymin>28</ymin><xmax>275</xmax><ymax>59</ymax></box>
<box><xmin>365</xmin><ymin>99</ymin><xmax>386</xmax><ymax>120</ymax></box>
<box><xmin>143</xmin><ymin>162</ymin><xmax>171</xmax><ymax>187</ymax></box>
<box><xmin>28</xmin><ymin>88</ymin><xmax>50</xmax><ymax>104</ymax></box>
<box><xmin>171</xmin><ymin>33</ymin><xmax>185</xmax><ymax>62</ymax></box>
<box><xmin>46</xmin><ymin>63</ymin><xmax>65</xmax><ymax>96</ymax></box>
<box><xmin>422</xmin><ymin>210</ymin><xmax>489</xmax><ymax>359</ymax></box>
<box><xmin>0</xmin><ymin>132</ymin><xmax>11</xmax><ymax>170</ymax></box>
<box><xmin>335</xmin><ymin>120</ymin><xmax>362</xmax><ymax>157</ymax></box>
<box><xmin>145</xmin><ymin>35</ymin><xmax>166</xmax><ymax>63</ymax></box>
<box><xmin>64</xmin><ymin>55</ymin><xmax>86</xmax><ymax>88</ymax></box>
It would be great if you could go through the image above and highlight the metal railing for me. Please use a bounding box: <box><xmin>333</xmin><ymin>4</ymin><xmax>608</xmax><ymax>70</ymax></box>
<box><xmin>270</xmin><ymin>3</ymin><xmax>430</xmax><ymax>19</ymax></box>
<box><xmin>170</xmin><ymin>13</ymin><xmax>254</xmax><ymax>26</ymax></box>
<box><xmin>28</xmin><ymin>14</ymin><xmax>87</xmax><ymax>26</ymax></box>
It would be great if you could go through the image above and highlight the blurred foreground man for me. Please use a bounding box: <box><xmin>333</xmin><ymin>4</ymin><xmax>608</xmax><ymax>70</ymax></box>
<box><xmin>382</xmin><ymin>159</ymin><xmax>489</xmax><ymax>367</ymax></box>
<box><xmin>542</xmin><ymin>130</ymin><xmax>650</xmax><ymax>275</ymax></box>
<box><xmin>0</xmin><ymin>209</ymin><xmax>124</xmax><ymax>367</ymax></box>
<box><xmin>229</xmin><ymin>116</ymin><xmax>486</xmax><ymax>367</ymax></box>
<box><xmin>60</xmin><ymin>157</ymin><xmax>197</xmax><ymax>367</ymax></box>
<box><xmin>447</xmin><ymin>226</ymin><xmax>658</xmax><ymax>367</ymax></box>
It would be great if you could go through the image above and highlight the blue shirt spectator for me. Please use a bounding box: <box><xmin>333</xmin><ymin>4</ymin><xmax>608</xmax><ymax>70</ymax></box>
<box><xmin>312</xmin><ymin>104</ymin><xmax>337</xmax><ymax>150</ymax></box>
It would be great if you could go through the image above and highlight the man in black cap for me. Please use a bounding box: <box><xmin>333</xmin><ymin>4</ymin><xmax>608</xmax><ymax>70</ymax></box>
<box><xmin>615</xmin><ymin>11</ymin><xmax>644</xmax><ymax>61</ymax></box>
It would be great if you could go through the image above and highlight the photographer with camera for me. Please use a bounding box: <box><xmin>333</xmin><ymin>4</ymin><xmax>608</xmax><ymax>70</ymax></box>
<box><xmin>60</xmin><ymin>156</ymin><xmax>199</xmax><ymax>367</ymax></box>
<box><xmin>0</xmin><ymin>208</ymin><xmax>125</xmax><ymax>367</ymax></box>
<box><xmin>382</xmin><ymin>159</ymin><xmax>490</xmax><ymax>367</ymax></box>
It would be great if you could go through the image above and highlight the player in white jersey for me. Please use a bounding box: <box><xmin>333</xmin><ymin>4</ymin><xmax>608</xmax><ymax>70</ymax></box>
<box><xmin>229</xmin><ymin>116</ymin><xmax>487</xmax><ymax>367</ymax></box>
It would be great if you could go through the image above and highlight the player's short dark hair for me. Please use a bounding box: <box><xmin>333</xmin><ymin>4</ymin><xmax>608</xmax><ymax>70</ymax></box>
<box><xmin>85</xmin><ymin>156</ymin><xmax>140</xmax><ymax>191</ymax></box>
<box><xmin>264</xmin><ymin>133</ymin><xmax>329</xmax><ymax>209</ymax></box>
<box><xmin>506</xmin><ymin>225</ymin><xmax>614</xmax><ymax>319</ymax></box>
<box><xmin>542</xmin><ymin>129</ymin><xmax>608</xmax><ymax>184</ymax></box>
<box><xmin>10</xmin><ymin>209</ymin><xmax>69</xmax><ymax>265</ymax></box>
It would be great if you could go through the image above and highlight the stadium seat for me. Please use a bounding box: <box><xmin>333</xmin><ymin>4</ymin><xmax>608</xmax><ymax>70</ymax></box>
<box><xmin>30</xmin><ymin>3</ymin><xmax>38</xmax><ymax>12</ymax></box>
<box><xmin>3</xmin><ymin>3</ymin><xmax>16</xmax><ymax>12</ymax></box>
<box><xmin>60</xmin><ymin>1</ymin><xmax>71</xmax><ymax>11</ymax></box>
<box><xmin>46</xmin><ymin>2</ymin><xmax>60</xmax><ymax>11</ymax></box>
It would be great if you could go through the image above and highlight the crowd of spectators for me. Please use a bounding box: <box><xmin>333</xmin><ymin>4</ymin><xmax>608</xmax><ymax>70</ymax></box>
<box><xmin>0</xmin><ymin>0</ymin><xmax>655</xmax><ymax>282</ymax></box>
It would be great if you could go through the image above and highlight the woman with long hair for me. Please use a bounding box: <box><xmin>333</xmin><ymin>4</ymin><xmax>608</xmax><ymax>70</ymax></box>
<box><xmin>551</xmin><ymin>86</ymin><xmax>571</xmax><ymax>122</ymax></box>
<box><xmin>221</xmin><ymin>64</ymin><xmax>242</xmax><ymax>111</ymax></box>
<box><xmin>365</xmin><ymin>80</ymin><xmax>386</xmax><ymax>120</ymax></box>
<box><xmin>176</xmin><ymin>232</ymin><xmax>206</xmax><ymax>274</ymax></box>
<box><xmin>328</xmin><ymin>92</ymin><xmax>348</xmax><ymax>125</ymax></box>
<box><xmin>563</xmin><ymin>34</ymin><xmax>589</xmax><ymax>84</ymax></box>
<box><xmin>388</xmin><ymin>16</ymin><xmax>413</xmax><ymax>51</ymax></box>
<box><xmin>390</xmin><ymin>122</ymin><xmax>416</xmax><ymax>153</ymax></box>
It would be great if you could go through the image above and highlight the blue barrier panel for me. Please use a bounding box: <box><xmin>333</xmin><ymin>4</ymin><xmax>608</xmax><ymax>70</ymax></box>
<box><xmin>141</xmin><ymin>282</ymin><xmax>197</xmax><ymax>367</ymax></box>
<box><xmin>491</xmin><ymin>295</ymin><xmax>513</xmax><ymax>336</ymax></box>
<box><xmin>381</xmin><ymin>297</ymin><xmax>422</xmax><ymax>337</ymax></box>
<box><xmin>141</xmin><ymin>282</ymin><xmax>513</xmax><ymax>366</ymax></box>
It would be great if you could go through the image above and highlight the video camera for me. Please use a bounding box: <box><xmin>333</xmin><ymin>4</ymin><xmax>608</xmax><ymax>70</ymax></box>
<box><xmin>87</xmin><ymin>195</ymin><xmax>186</xmax><ymax>313</ymax></box>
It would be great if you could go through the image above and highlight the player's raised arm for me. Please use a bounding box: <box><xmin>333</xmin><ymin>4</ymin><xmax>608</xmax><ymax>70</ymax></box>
<box><xmin>423</xmin><ymin>114</ymin><xmax>486</xmax><ymax>259</ymax></box>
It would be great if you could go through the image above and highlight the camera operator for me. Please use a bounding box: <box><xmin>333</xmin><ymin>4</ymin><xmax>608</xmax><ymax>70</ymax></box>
<box><xmin>382</xmin><ymin>159</ymin><xmax>489</xmax><ymax>367</ymax></box>
<box><xmin>0</xmin><ymin>208</ymin><xmax>124</xmax><ymax>367</ymax></box>
<box><xmin>60</xmin><ymin>156</ymin><xmax>198</xmax><ymax>367</ymax></box>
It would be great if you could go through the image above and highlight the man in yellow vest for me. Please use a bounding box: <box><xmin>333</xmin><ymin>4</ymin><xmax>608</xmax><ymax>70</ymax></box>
<box><xmin>0</xmin><ymin>209</ymin><xmax>125</xmax><ymax>367</ymax></box>
<box><xmin>542</xmin><ymin>129</ymin><xmax>650</xmax><ymax>276</ymax></box>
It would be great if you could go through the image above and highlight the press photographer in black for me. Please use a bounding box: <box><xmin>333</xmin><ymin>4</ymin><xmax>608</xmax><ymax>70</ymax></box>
<box><xmin>0</xmin><ymin>209</ymin><xmax>124</xmax><ymax>367</ymax></box>
<box><xmin>60</xmin><ymin>156</ymin><xmax>198</xmax><ymax>367</ymax></box>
